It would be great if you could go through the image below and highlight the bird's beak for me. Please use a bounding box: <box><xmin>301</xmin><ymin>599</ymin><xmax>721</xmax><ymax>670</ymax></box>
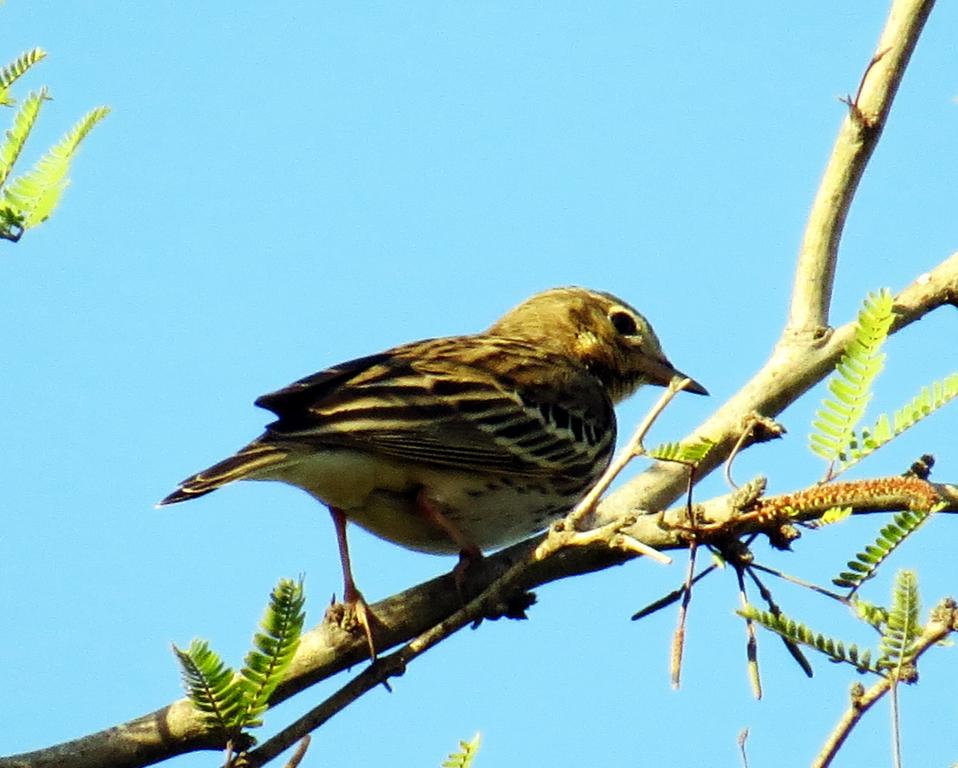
<box><xmin>641</xmin><ymin>355</ymin><xmax>709</xmax><ymax>396</ymax></box>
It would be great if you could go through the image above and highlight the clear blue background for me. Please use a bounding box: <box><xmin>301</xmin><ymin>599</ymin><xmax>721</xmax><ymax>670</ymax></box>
<box><xmin>2</xmin><ymin>3</ymin><xmax>957</xmax><ymax>766</ymax></box>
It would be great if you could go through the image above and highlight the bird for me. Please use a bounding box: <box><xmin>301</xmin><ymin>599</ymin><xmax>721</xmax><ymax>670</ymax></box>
<box><xmin>159</xmin><ymin>286</ymin><xmax>707</xmax><ymax>656</ymax></box>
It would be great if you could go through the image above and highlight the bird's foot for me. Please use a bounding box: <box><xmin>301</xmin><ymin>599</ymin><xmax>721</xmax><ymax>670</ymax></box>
<box><xmin>325</xmin><ymin>586</ymin><xmax>382</xmax><ymax>660</ymax></box>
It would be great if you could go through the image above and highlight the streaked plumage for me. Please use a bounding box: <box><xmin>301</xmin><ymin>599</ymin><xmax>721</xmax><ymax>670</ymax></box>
<box><xmin>159</xmin><ymin>286</ymin><xmax>706</xmax><ymax>653</ymax></box>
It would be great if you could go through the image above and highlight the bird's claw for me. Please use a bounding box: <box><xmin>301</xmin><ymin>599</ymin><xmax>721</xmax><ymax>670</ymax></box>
<box><xmin>325</xmin><ymin>589</ymin><xmax>382</xmax><ymax>660</ymax></box>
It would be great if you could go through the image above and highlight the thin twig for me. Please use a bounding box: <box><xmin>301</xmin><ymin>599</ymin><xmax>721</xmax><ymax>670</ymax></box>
<box><xmin>890</xmin><ymin>682</ymin><xmax>903</xmax><ymax>768</ymax></box>
<box><xmin>748</xmin><ymin>562</ymin><xmax>848</xmax><ymax>604</ymax></box>
<box><xmin>565</xmin><ymin>378</ymin><xmax>694</xmax><ymax>530</ymax></box>
<box><xmin>282</xmin><ymin>736</ymin><xmax>310</xmax><ymax>768</ymax></box>
<box><xmin>533</xmin><ymin>378</ymin><xmax>695</xmax><ymax>564</ymax></box>
<box><xmin>246</xmin><ymin>653</ymin><xmax>409</xmax><ymax>766</ymax></box>
<box><xmin>723</xmin><ymin>423</ymin><xmax>753</xmax><ymax>490</ymax></box>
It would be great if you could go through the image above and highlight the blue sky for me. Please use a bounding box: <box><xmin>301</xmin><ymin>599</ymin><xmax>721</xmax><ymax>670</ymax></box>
<box><xmin>2</xmin><ymin>3</ymin><xmax>957</xmax><ymax>767</ymax></box>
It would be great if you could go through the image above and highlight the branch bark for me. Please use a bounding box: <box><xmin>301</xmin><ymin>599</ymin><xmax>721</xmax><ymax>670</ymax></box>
<box><xmin>788</xmin><ymin>0</ymin><xmax>935</xmax><ymax>331</ymax></box>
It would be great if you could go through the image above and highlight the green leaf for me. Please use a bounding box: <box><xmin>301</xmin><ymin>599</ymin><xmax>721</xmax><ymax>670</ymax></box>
<box><xmin>738</xmin><ymin>604</ymin><xmax>877</xmax><ymax>674</ymax></box>
<box><xmin>442</xmin><ymin>733</ymin><xmax>481</xmax><ymax>768</ymax></box>
<box><xmin>235</xmin><ymin>577</ymin><xmax>306</xmax><ymax>729</ymax></box>
<box><xmin>0</xmin><ymin>88</ymin><xmax>47</xmax><ymax>189</ymax></box>
<box><xmin>173</xmin><ymin>639</ymin><xmax>244</xmax><ymax>739</ymax></box>
<box><xmin>1</xmin><ymin>104</ymin><xmax>110</xmax><ymax>228</ymax></box>
<box><xmin>838</xmin><ymin>373</ymin><xmax>958</xmax><ymax>472</ymax></box>
<box><xmin>831</xmin><ymin>503</ymin><xmax>941</xmax><ymax>596</ymax></box>
<box><xmin>0</xmin><ymin>48</ymin><xmax>47</xmax><ymax>106</ymax></box>
<box><xmin>649</xmin><ymin>439</ymin><xmax>715</xmax><ymax>465</ymax></box>
<box><xmin>853</xmin><ymin>598</ymin><xmax>888</xmax><ymax>630</ymax></box>
<box><xmin>878</xmin><ymin>570</ymin><xmax>921</xmax><ymax>674</ymax></box>
<box><xmin>809</xmin><ymin>290</ymin><xmax>895</xmax><ymax>463</ymax></box>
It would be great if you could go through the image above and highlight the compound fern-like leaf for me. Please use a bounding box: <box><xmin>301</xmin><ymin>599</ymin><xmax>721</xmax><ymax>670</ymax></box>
<box><xmin>878</xmin><ymin>570</ymin><xmax>921</xmax><ymax>675</ymax></box>
<box><xmin>853</xmin><ymin>598</ymin><xmax>889</xmax><ymax>630</ymax></box>
<box><xmin>832</xmin><ymin>504</ymin><xmax>941</xmax><ymax>595</ymax></box>
<box><xmin>0</xmin><ymin>48</ymin><xmax>47</xmax><ymax>106</ymax></box>
<box><xmin>810</xmin><ymin>290</ymin><xmax>895</xmax><ymax>464</ymax></box>
<box><xmin>838</xmin><ymin>373</ymin><xmax>958</xmax><ymax>473</ymax></box>
<box><xmin>442</xmin><ymin>733</ymin><xmax>481</xmax><ymax>768</ymax></box>
<box><xmin>1</xmin><ymin>104</ymin><xmax>109</xmax><ymax>228</ymax></box>
<box><xmin>173</xmin><ymin>640</ymin><xmax>244</xmax><ymax>738</ymax></box>
<box><xmin>738</xmin><ymin>604</ymin><xmax>876</xmax><ymax>673</ymax></box>
<box><xmin>0</xmin><ymin>88</ymin><xmax>47</xmax><ymax>190</ymax></box>
<box><xmin>236</xmin><ymin>577</ymin><xmax>306</xmax><ymax>729</ymax></box>
<box><xmin>649</xmin><ymin>439</ymin><xmax>714</xmax><ymax>465</ymax></box>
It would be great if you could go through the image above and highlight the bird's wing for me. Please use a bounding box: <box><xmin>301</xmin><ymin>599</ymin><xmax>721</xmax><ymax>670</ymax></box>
<box><xmin>256</xmin><ymin>336</ymin><xmax>616</xmax><ymax>478</ymax></box>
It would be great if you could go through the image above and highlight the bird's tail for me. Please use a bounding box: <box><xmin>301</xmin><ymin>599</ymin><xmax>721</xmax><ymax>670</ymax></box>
<box><xmin>158</xmin><ymin>442</ymin><xmax>289</xmax><ymax>506</ymax></box>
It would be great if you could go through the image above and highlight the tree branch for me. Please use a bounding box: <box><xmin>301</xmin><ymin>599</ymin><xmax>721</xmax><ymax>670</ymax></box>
<box><xmin>788</xmin><ymin>0</ymin><xmax>935</xmax><ymax>332</ymax></box>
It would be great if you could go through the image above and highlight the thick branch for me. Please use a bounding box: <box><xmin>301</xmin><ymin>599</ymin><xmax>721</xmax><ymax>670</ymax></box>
<box><xmin>788</xmin><ymin>0</ymin><xmax>935</xmax><ymax>331</ymax></box>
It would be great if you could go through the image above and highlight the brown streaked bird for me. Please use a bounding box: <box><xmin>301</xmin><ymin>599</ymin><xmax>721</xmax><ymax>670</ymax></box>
<box><xmin>159</xmin><ymin>287</ymin><xmax>707</xmax><ymax>655</ymax></box>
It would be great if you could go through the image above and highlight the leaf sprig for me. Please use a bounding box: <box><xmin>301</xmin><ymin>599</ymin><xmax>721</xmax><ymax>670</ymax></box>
<box><xmin>738</xmin><ymin>604</ymin><xmax>877</xmax><ymax>673</ymax></box>
<box><xmin>838</xmin><ymin>373</ymin><xmax>958</xmax><ymax>473</ymax></box>
<box><xmin>649</xmin><ymin>439</ymin><xmax>714</xmax><ymax>465</ymax></box>
<box><xmin>741</xmin><ymin>571</ymin><xmax>930</xmax><ymax>682</ymax></box>
<box><xmin>442</xmin><ymin>733</ymin><xmax>481</xmax><ymax>768</ymax></box>
<box><xmin>1</xmin><ymin>105</ymin><xmax>110</xmax><ymax>229</ymax></box>
<box><xmin>878</xmin><ymin>570</ymin><xmax>921</xmax><ymax>674</ymax></box>
<box><xmin>0</xmin><ymin>46</ymin><xmax>108</xmax><ymax>242</ymax></box>
<box><xmin>173</xmin><ymin>578</ymin><xmax>306</xmax><ymax>742</ymax></box>
<box><xmin>0</xmin><ymin>47</ymin><xmax>46</xmax><ymax>106</ymax></box>
<box><xmin>810</xmin><ymin>289</ymin><xmax>895</xmax><ymax>467</ymax></box>
<box><xmin>832</xmin><ymin>504</ymin><xmax>942</xmax><ymax>596</ymax></box>
<box><xmin>173</xmin><ymin>640</ymin><xmax>245</xmax><ymax>738</ymax></box>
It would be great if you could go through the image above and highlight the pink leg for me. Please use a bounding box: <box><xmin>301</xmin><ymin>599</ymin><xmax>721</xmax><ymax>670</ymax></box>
<box><xmin>414</xmin><ymin>490</ymin><xmax>483</xmax><ymax>597</ymax></box>
<box><xmin>330</xmin><ymin>507</ymin><xmax>378</xmax><ymax>659</ymax></box>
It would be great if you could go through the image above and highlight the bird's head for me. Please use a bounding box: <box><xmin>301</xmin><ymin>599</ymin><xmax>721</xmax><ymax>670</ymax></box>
<box><xmin>488</xmin><ymin>286</ymin><xmax>708</xmax><ymax>403</ymax></box>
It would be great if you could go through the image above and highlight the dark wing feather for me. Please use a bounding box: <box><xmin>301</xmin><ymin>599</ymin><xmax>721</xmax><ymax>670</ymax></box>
<box><xmin>255</xmin><ymin>350</ymin><xmax>395</xmax><ymax>424</ymax></box>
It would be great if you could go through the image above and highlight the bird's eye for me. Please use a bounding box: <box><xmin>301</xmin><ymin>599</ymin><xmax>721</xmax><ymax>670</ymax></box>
<box><xmin>609</xmin><ymin>309</ymin><xmax>639</xmax><ymax>336</ymax></box>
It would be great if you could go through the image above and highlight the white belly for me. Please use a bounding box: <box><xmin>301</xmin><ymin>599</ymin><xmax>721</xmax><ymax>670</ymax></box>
<box><xmin>254</xmin><ymin>447</ymin><xmax>574</xmax><ymax>554</ymax></box>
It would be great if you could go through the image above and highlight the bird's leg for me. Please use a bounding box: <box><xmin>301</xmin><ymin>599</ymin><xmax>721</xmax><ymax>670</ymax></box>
<box><xmin>329</xmin><ymin>506</ymin><xmax>378</xmax><ymax>659</ymax></box>
<box><xmin>414</xmin><ymin>489</ymin><xmax>483</xmax><ymax>599</ymax></box>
